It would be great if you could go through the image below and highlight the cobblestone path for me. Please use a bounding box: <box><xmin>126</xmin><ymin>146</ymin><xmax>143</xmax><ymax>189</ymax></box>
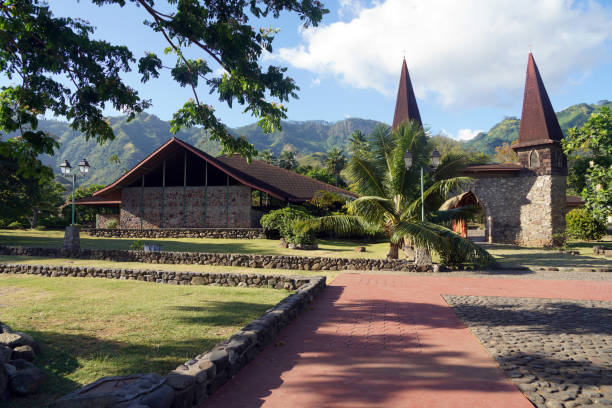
<box><xmin>445</xmin><ymin>296</ymin><xmax>612</xmax><ymax>408</ymax></box>
<box><xmin>204</xmin><ymin>274</ymin><xmax>612</xmax><ymax>408</ymax></box>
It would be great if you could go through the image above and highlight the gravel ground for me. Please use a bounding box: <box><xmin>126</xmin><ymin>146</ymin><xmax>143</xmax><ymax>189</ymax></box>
<box><xmin>444</xmin><ymin>295</ymin><xmax>612</xmax><ymax>408</ymax></box>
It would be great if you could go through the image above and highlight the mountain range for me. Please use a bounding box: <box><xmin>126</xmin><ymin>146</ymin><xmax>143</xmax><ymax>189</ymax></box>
<box><xmin>34</xmin><ymin>100</ymin><xmax>610</xmax><ymax>187</ymax></box>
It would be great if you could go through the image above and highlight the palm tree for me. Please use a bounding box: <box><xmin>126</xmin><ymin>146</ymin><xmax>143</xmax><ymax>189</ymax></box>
<box><xmin>300</xmin><ymin>121</ymin><xmax>492</xmax><ymax>265</ymax></box>
<box><xmin>324</xmin><ymin>147</ymin><xmax>347</xmax><ymax>186</ymax></box>
<box><xmin>347</xmin><ymin>130</ymin><xmax>369</xmax><ymax>157</ymax></box>
<box><xmin>278</xmin><ymin>150</ymin><xmax>298</xmax><ymax>170</ymax></box>
<box><xmin>259</xmin><ymin>149</ymin><xmax>277</xmax><ymax>165</ymax></box>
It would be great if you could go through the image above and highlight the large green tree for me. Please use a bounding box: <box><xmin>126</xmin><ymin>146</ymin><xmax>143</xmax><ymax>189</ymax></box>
<box><xmin>0</xmin><ymin>138</ymin><xmax>64</xmax><ymax>228</ymax></box>
<box><xmin>0</xmin><ymin>0</ymin><xmax>328</xmax><ymax>168</ymax></box>
<box><xmin>562</xmin><ymin>107</ymin><xmax>612</xmax><ymax>221</ymax></box>
<box><xmin>301</xmin><ymin>121</ymin><xmax>492</xmax><ymax>264</ymax></box>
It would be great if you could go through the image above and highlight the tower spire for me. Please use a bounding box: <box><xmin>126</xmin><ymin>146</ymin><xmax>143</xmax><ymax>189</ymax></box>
<box><xmin>516</xmin><ymin>52</ymin><xmax>563</xmax><ymax>146</ymax></box>
<box><xmin>392</xmin><ymin>59</ymin><xmax>422</xmax><ymax>130</ymax></box>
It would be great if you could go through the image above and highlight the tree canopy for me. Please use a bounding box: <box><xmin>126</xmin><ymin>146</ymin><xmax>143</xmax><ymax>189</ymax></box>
<box><xmin>562</xmin><ymin>106</ymin><xmax>612</xmax><ymax>220</ymax></box>
<box><xmin>0</xmin><ymin>0</ymin><xmax>328</xmax><ymax>168</ymax></box>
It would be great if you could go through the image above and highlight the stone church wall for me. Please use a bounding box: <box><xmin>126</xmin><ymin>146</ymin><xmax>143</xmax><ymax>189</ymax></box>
<box><xmin>471</xmin><ymin>175</ymin><xmax>566</xmax><ymax>246</ymax></box>
<box><xmin>120</xmin><ymin>186</ymin><xmax>252</xmax><ymax>229</ymax></box>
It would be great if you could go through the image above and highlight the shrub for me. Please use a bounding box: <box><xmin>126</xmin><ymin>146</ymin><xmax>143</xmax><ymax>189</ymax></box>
<box><xmin>7</xmin><ymin>221</ymin><xmax>24</xmax><ymax>229</ymax></box>
<box><xmin>260</xmin><ymin>206</ymin><xmax>316</xmax><ymax>245</ymax></box>
<box><xmin>106</xmin><ymin>219</ymin><xmax>118</xmax><ymax>229</ymax></box>
<box><xmin>566</xmin><ymin>208</ymin><xmax>606</xmax><ymax>241</ymax></box>
<box><xmin>129</xmin><ymin>239</ymin><xmax>144</xmax><ymax>251</ymax></box>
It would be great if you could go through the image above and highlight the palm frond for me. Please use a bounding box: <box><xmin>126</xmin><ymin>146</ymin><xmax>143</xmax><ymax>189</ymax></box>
<box><xmin>298</xmin><ymin>214</ymin><xmax>378</xmax><ymax>236</ymax></box>
<box><xmin>345</xmin><ymin>155</ymin><xmax>387</xmax><ymax>197</ymax></box>
<box><xmin>428</xmin><ymin>205</ymin><xmax>483</xmax><ymax>225</ymax></box>
<box><xmin>392</xmin><ymin>221</ymin><xmax>494</xmax><ymax>266</ymax></box>
<box><xmin>433</xmin><ymin>153</ymin><xmax>469</xmax><ymax>181</ymax></box>
<box><xmin>402</xmin><ymin>176</ymin><xmax>474</xmax><ymax>219</ymax></box>
<box><xmin>350</xmin><ymin>196</ymin><xmax>397</xmax><ymax>225</ymax></box>
<box><xmin>369</xmin><ymin>124</ymin><xmax>394</xmax><ymax>174</ymax></box>
<box><xmin>389</xmin><ymin>121</ymin><xmax>425</xmax><ymax>198</ymax></box>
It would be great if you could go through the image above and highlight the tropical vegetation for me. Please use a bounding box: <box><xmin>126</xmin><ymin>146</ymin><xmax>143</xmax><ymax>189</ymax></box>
<box><xmin>300</xmin><ymin>121</ymin><xmax>493</xmax><ymax>265</ymax></box>
<box><xmin>565</xmin><ymin>208</ymin><xmax>607</xmax><ymax>241</ymax></box>
<box><xmin>562</xmin><ymin>107</ymin><xmax>612</xmax><ymax>221</ymax></box>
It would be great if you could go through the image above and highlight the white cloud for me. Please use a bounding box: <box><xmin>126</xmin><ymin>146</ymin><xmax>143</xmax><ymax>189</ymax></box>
<box><xmin>310</xmin><ymin>77</ymin><xmax>321</xmax><ymax>87</ymax></box>
<box><xmin>338</xmin><ymin>0</ymin><xmax>365</xmax><ymax>19</ymax></box>
<box><xmin>441</xmin><ymin>128</ymin><xmax>482</xmax><ymax>140</ymax></box>
<box><xmin>456</xmin><ymin>129</ymin><xmax>483</xmax><ymax>141</ymax></box>
<box><xmin>275</xmin><ymin>0</ymin><xmax>612</xmax><ymax>108</ymax></box>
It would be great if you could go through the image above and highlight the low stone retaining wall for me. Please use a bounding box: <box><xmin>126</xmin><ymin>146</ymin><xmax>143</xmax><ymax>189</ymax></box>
<box><xmin>0</xmin><ymin>263</ymin><xmax>315</xmax><ymax>291</ymax></box>
<box><xmin>0</xmin><ymin>245</ymin><xmax>432</xmax><ymax>272</ymax></box>
<box><xmin>0</xmin><ymin>262</ymin><xmax>326</xmax><ymax>407</ymax></box>
<box><xmin>85</xmin><ymin>228</ymin><xmax>266</xmax><ymax>239</ymax></box>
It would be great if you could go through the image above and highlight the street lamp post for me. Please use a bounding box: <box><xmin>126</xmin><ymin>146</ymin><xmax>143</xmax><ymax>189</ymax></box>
<box><xmin>404</xmin><ymin>149</ymin><xmax>441</xmax><ymax>224</ymax></box>
<box><xmin>60</xmin><ymin>158</ymin><xmax>90</xmax><ymax>251</ymax></box>
<box><xmin>60</xmin><ymin>158</ymin><xmax>90</xmax><ymax>226</ymax></box>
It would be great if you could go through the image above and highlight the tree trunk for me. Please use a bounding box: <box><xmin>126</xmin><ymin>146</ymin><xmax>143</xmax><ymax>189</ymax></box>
<box><xmin>414</xmin><ymin>246</ymin><xmax>432</xmax><ymax>265</ymax></box>
<box><xmin>387</xmin><ymin>242</ymin><xmax>399</xmax><ymax>259</ymax></box>
<box><xmin>30</xmin><ymin>208</ymin><xmax>39</xmax><ymax>229</ymax></box>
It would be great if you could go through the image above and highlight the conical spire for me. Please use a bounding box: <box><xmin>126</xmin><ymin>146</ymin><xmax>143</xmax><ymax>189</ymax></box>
<box><xmin>517</xmin><ymin>53</ymin><xmax>563</xmax><ymax>145</ymax></box>
<box><xmin>392</xmin><ymin>59</ymin><xmax>422</xmax><ymax>130</ymax></box>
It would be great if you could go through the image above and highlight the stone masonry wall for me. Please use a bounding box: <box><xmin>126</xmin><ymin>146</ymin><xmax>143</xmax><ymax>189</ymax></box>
<box><xmin>471</xmin><ymin>175</ymin><xmax>566</xmax><ymax>246</ymax></box>
<box><xmin>0</xmin><ymin>263</ymin><xmax>315</xmax><ymax>290</ymax></box>
<box><xmin>0</xmin><ymin>245</ymin><xmax>433</xmax><ymax>272</ymax></box>
<box><xmin>86</xmin><ymin>228</ymin><xmax>266</xmax><ymax>239</ymax></box>
<box><xmin>120</xmin><ymin>186</ymin><xmax>252</xmax><ymax>229</ymax></box>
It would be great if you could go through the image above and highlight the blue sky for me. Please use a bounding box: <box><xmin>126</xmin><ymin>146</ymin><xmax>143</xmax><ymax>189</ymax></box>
<box><xmin>29</xmin><ymin>1</ymin><xmax>612</xmax><ymax>140</ymax></box>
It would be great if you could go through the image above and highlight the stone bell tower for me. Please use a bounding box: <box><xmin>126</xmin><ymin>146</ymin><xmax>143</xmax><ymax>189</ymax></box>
<box><xmin>511</xmin><ymin>52</ymin><xmax>567</xmax><ymax>245</ymax></box>
<box><xmin>465</xmin><ymin>53</ymin><xmax>567</xmax><ymax>246</ymax></box>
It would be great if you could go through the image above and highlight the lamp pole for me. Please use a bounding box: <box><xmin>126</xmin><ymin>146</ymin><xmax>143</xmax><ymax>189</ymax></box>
<box><xmin>403</xmin><ymin>149</ymin><xmax>441</xmax><ymax>225</ymax></box>
<box><xmin>420</xmin><ymin>166</ymin><xmax>425</xmax><ymax>225</ymax></box>
<box><xmin>71</xmin><ymin>173</ymin><xmax>76</xmax><ymax>226</ymax></box>
<box><xmin>60</xmin><ymin>158</ymin><xmax>91</xmax><ymax>226</ymax></box>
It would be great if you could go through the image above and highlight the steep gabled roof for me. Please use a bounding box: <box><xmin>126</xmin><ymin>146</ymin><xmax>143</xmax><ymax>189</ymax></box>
<box><xmin>515</xmin><ymin>53</ymin><xmax>564</xmax><ymax>147</ymax></box>
<box><xmin>92</xmin><ymin>137</ymin><xmax>356</xmax><ymax>203</ymax></box>
<box><xmin>392</xmin><ymin>59</ymin><xmax>422</xmax><ymax>130</ymax></box>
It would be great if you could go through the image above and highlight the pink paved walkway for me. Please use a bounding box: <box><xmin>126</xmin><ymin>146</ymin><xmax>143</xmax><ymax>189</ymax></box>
<box><xmin>205</xmin><ymin>274</ymin><xmax>612</xmax><ymax>408</ymax></box>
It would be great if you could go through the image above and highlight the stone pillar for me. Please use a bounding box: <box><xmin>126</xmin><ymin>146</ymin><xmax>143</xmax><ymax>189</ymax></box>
<box><xmin>414</xmin><ymin>246</ymin><xmax>432</xmax><ymax>265</ymax></box>
<box><xmin>63</xmin><ymin>226</ymin><xmax>80</xmax><ymax>251</ymax></box>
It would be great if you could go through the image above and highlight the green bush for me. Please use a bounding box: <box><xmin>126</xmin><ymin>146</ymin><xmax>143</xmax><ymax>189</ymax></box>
<box><xmin>106</xmin><ymin>219</ymin><xmax>119</xmax><ymax>229</ymax></box>
<box><xmin>566</xmin><ymin>208</ymin><xmax>606</xmax><ymax>241</ymax></box>
<box><xmin>7</xmin><ymin>221</ymin><xmax>25</xmax><ymax>229</ymax></box>
<box><xmin>260</xmin><ymin>206</ymin><xmax>316</xmax><ymax>245</ymax></box>
<box><xmin>129</xmin><ymin>239</ymin><xmax>144</xmax><ymax>251</ymax></box>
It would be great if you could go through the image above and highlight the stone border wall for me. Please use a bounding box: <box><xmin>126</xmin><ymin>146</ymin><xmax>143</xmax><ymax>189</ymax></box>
<box><xmin>85</xmin><ymin>228</ymin><xmax>266</xmax><ymax>239</ymax></box>
<box><xmin>0</xmin><ymin>263</ymin><xmax>315</xmax><ymax>291</ymax></box>
<box><xmin>0</xmin><ymin>245</ymin><xmax>432</xmax><ymax>272</ymax></box>
<box><xmin>0</xmin><ymin>263</ymin><xmax>326</xmax><ymax>408</ymax></box>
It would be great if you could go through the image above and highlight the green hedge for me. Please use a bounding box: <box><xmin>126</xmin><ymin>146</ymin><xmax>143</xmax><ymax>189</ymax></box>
<box><xmin>566</xmin><ymin>208</ymin><xmax>606</xmax><ymax>241</ymax></box>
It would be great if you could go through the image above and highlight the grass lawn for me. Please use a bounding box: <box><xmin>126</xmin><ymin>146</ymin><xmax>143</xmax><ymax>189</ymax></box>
<box><xmin>0</xmin><ymin>229</ymin><xmax>394</xmax><ymax>259</ymax></box>
<box><xmin>0</xmin><ymin>275</ymin><xmax>287</xmax><ymax>407</ymax></box>
<box><xmin>483</xmin><ymin>239</ymin><xmax>611</xmax><ymax>268</ymax></box>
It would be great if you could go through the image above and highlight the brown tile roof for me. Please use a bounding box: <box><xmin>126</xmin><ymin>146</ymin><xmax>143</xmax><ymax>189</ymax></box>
<box><xmin>463</xmin><ymin>163</ymin><xmax>524</xmax><ymax>174</ymax></box>
<box><xmin>92</xmin><ymin>137</ymin><xmax>356</xmax><ymax>204</ymax></box>
<box><xmin>392</xmin><ymin>59</ymin><xmax>422</xmax><ymax>130</ymax></box>
<box><xmin>74</xmin><ymin>197</ymin><xmax>121</xmax><ymax>205</ymax></box>
<box><xmin>516</xmin><ymin>53</ymin><xmax>564</xmax><ymax>147</ymax></box>
<box><xmin>217</xmin><ymin>154</ymin><xmax>357</xmax><ymax>202</ymax></box>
